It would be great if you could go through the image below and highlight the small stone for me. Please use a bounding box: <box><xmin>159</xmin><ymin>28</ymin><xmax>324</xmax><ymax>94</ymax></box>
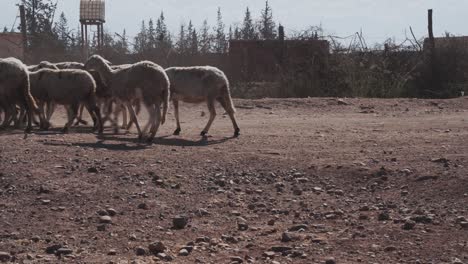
<box><xmin>460</xmin><ymin>221</ymin><xmax>468</xmax><ymax>229</ymax></box>
<box><xmin>288</xmin><ymin>224</ymin><xmax>308</xmax><ymax>232</ymax></box>
<box><xmin>156</xmin><ymin>253</ymin><xmax>173</xmax><ymax>261</ymax></box>
<box><xmin>230</xmin><ymin>256</ymin><xmax>244</xmax><ymax>263</ymax></box>
<box><xmin>267</xmin><ymin>219</ymin><xmax>276</xmax><ymax>226</ymax></box>
<box><xmin>384</xmin><ymin>246</ymin><xmax>397</xmax><ymax>252</ymax></box>
<box><xmin>263</xmin><ymin>251</ymin><xmax>276</xmax><ymax>258</ymax></box>
<box><xmin>31</xmin><ymin>236</ymin><xmax>41</xmax><ymax>242</ymax></box>
<box><xmin>148</xmin><ymin>241</ymin><xmax>166</xmax><ymax>254</ymax></box>
<box><xmin>0</xmin><ymin>252</ymin><xmax>11</xmax><ymax>262</ymax></box>
<box><xmin>173</xmin><ymin>216</ymin><xmax>188</xmax><ymax>229</ymax></box>
<box><xmin>325</xmin><ymin>257</ymin><xmax>336</xmax><ymax>264</ymax></box>
<box><xmin>99</xmin><ymin>215</ymin><xmax>112</xmax><ymax>224</ymax></box>
<box><xmin>135</xmin><ymin>247</ymin><xmax>146</xmax><ymax>256</ymax></box>
<box><xmin>45</xmin><ymin>244</ymin><xmax>62</xmax><ymax>254</ymax></box>
<box><xmin>87</xmin><ymin>167</ymin><xmax>98</xmax><ymax>173</ymax></box>
<box><xmin>137</xmin><ymin>203</ymin><xmax>149</xmax><ymax>210</ymax></box>
<box><xmin>41</xmin><ymin>199</ymin><xmax>51</xmax><ymax>205</ymax></box>
<box><xmin>97</xmin><ymin>224</ymin><xmax>106</xmax><ymax>231</ymax></box>
<box><xmin>378</xmin><ymin>211</ymin><xmax>390</xmax><ymax>221</ymax></box>
<box><xmin>56</xmin><ymin>248</ymin><xmax>73</xmax><ymax>256</ymax></box>
<box><xmin>129</xmin><ymin>234</ymin><xmax>137</xmax><ymax>241</ymax></box>
<box><xmin>281</xmin><ymin>232</ymin><xmax>293</xmax><ymax>242</ymax></box>
<box><xmin>106</xmin><ymin>208</ymin><xmax>117</xmax><ymax>216</ymax></box>
<box><xmin>179</xmin><ymin>249</ymin><xmax>189</xmax><ymax>256</ymax></box>
<box><xmin>270</xmin><ymin>246</ymin><xmax>292</xmax><ymax>253</ymax></box>
<box><xmin>402</xmin><ymin>220</ymin><xmax>416</xmax><ymax>230</ymax></box>
<box><xmin>108</xmin><ymin>249</ymin><xmax>117</xmax><ymax>256</ymax></box>
<box><xmin>452</xmin><ymin>258</ymin><xmax>463</xmax><ymax>264</ymax></box>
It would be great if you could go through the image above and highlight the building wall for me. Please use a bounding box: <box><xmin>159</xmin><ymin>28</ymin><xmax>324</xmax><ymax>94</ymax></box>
<box><xmin>0</xmin><ymin>33</ymin><xmax>24</xmax><ymax>60</ymax></box>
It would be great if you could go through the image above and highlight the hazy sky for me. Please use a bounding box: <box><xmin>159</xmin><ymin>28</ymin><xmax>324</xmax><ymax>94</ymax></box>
<box><xmin>1</xmin><ymin>0</ymin><xmax>467</xmax><ymax>46</ymax></box>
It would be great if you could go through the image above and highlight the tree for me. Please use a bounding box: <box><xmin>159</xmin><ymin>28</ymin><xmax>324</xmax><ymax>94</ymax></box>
<box><xmin>199</xmin><ymin>19</ymin><xmax>211</xmax><ymax>54</ymax></box>
<box><xmin>234</xmin><ymin>25</ymin><xmax>241</xmax><ymax>40</ymax></box>
<box><xmin>190</xmin><ymin>28</ymin><xmax>199</xmax><ymax>54</ymax></box>
<box><xmin>241</xmin><ymin>7</ymin><xmax>256</xmax><ymax>40</ymax></box>
<box><xmin>147</xmin><ymin>18</ymin><xmax>156</xmax><ymax>51</ymax></box>
<box><xmin>54</xmin><ymin>12</ymin><xmax>70</xmax><ymax>50</ymax></box>
<box><xmin>155</xmin><ymin>11</ymin><xmax>172</xmax><ymax>51</ymax></box>
<box><xmin>134</xmin><ymin>20</ymin><xmax>148</xmax><ymax>54</ymax></box>
<box><xmin>114</xmin><ymin>29</ymin><xmax>129</xmax><ymax>55</ymax></box>
<box><xmin>3</xmin><ymin>27</ymin><xmax>8</xmax><ymax>33</ymax></box>
<box><xmin>259</xmin><ymin>0</ymin><xmax>276</xmax><ymax>39</ymax></box>
<box><xmin>214</xmin><ymin>7</ymin><xmax>227</xmax><ymax>53</ymax></box>
<box><xmin>176</xmin><ymin>23</ymin><xmax>187</xmax><ymax>53</ymax></box>
<box><xmin>22</xmin><ymin>0</ymin><xmax>58</xmax><ymax>61</ymax></box>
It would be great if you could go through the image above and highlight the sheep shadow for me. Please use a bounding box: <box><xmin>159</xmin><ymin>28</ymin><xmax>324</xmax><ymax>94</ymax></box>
<box><xmin>153</xmin><ymin>135</ymin><xmax>235</xmax><ymax>147</ymax></box>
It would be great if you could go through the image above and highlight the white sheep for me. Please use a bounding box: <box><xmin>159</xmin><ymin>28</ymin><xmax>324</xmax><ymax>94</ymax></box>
<box><xmin>165</xmin><ymin>66</ymin><xmax>240</xmax><ymax>137</ymax></box>
<box><xmin>29</xmin><ymin>68</ymin><xmax>103</xmax><ymax>133</ymax></box>
<box><xmin>84</xmin><ymin>55</ymin><xmax>169</xmax><ymax>141</ymax></box>
<box><xmin>0</xmin><ymin>57</ymin><xmax>38</xmax><ymax>133</ymax></box>
<box><xmin>54</xmin><ymin>62</ymin><xmax>85</xmax><ymax>70</ymax></box>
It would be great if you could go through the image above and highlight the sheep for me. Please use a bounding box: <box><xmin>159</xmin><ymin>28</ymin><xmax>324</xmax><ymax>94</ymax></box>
<box><xmin>29</xmin><ymin>68</ymin><xmax>103</xmax><ymax>133</ymax></box>
<box><xmin>28</xmin><ymin>61</ymin><xmax>59</xmax><ymax>72</ymax></box>
<box><xmin>84</xmin><ymin>55</ymin><xmax>169</xmax><ymax>141</ymax></box>
<box><xmin>54</xmin><ymin>62</ymin><xmax>85</xmax><ymax>70</ymax></box>
<box><xmin>0</xmin><ymin>57</ymin><xmax>38</xmax><ymax>133</ymax></box>
<box><xmin>165</xmin><ymin>66</ymin><xmax>240</xmax><ymax>137</ymax></box>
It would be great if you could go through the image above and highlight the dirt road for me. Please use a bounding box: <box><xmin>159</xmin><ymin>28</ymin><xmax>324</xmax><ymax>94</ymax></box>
<box><xmin>0</xmin><ymin>98</ymin><xmax>467</xmax><ymax>263</ymax></box>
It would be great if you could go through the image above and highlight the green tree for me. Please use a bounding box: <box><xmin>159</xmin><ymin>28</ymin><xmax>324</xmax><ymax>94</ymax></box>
<box><xmin>214</xmin><ymin>7</ymin><xmax>227</xmax><ymax>53</ymax></box>
<box><xmin>147</xmin><ymin>18</ymin><xmax>156</xmax><ymax>51</ymax></box>
<box><xmin>176</xmin><ymin>23</ymin><xmax>187</xmax><ymax>53</ymax></box>
<box><xmin>259</xmin><ymin>0</ymin><xmax>276</xmax><ymax>39</ymax></box>
<box><xmin>241</xmin><ymin>7</ymin><xmax>255</xmax><ymax>40</ymax></box>
<box><xmin>199</xmin><ymin>19</ymin><xmax>211</xmax><ymax>54</ymax></box>
<box><xmin>134</xmin><ymin>20</ymin><xmax>148</xmax><ymax>54</ymax></box>
<box><xmin>155</xmin><ymin>11</ymin><xmax>172</xmax><ymax>51</ymax></box>
<box><xmin>190</xmin><ymin>28</ymin><xmax>199</xmax><ymax>54</ymax></box>
<box><xmin>54</xmin><ymin>12</ymin><xmax>70</xmax><ymax>50</ymax></box>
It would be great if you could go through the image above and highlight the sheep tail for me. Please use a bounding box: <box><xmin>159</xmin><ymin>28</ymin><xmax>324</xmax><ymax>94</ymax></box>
<box><xmin>161</xmin><ymin>88</ymin><xmax>169</xmax><ymax>125</ymax></box>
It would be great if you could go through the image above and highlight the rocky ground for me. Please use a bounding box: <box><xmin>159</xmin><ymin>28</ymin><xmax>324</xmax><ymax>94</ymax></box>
<box><xmin>0</xmin><ymin>97</ymin><xmax>467</xmax><ymax>264</ymax></box>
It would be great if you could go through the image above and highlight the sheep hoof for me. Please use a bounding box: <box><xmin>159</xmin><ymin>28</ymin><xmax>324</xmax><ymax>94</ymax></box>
<box><xmin>61</xmin><ymin>127</ymin><xmax>69</xmax><ymax>134</ymax></box>
<box><xmin>234</xmin><ymin>129</ymin><xmax>240</xmax><ymax>137</ymax></box>
<box><xmin>173</xmin><ymin>128</ymin><xmax>181</xmax><ymax>135</ymax></box>
<box><xmin>200</xmin><ymin>131</ymin><xmax>208</xmax><ymax>137</ymax></box>
<box><xmin>25</xmin><ymin>127</ymin><xmax>32</xmax><ymax>134</ymax></box>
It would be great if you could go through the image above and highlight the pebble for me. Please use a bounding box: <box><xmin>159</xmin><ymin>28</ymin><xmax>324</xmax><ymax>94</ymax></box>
<box><xmin>325</xmin><ymin>257</ymin><xmax>336</xmax><ymax>264</ymax></box>
<box><xmin>135</xmin><ymin>247</ymin><xmax>146</xmax><ymax>256</ymax></box>
<box><xmin>106</xmin><ymin>208</ymin><xmax>117</xmax><ymax>216</ymax></box>
<box><xmin>156</xmin><ymin>253</ymin><xmax>173</xmax><ymax>261</ymax></box>
<box><xmin>230</xmin><ymin>256</ymin><xmax>244</xmax><ymax>263</ymax></box>
<box><xmin>270</xmin><ymin>246</ymin><xmax>292</xmax><ymax>253</ymax></box>
<box><xmin>288</xmin><ymin>224</ymin><xmax>308</xmax><ymax>232</ymax></box>
<box><xmin>0</xmin><ymin>252</ymin><xmax>11</xmax><ymax>262</ymax></box>
<box><xmin>99</xmin><ymin>215</ymin><xmax>112</xmax><ymax>224</ymax></box>
<box><xmin>378</xmin><ymin>211</ymin><xmax>390</xmax><ymax>221</ymax></box>
<box><xmin>179</xmin><ymin>249</ymin><xmax>189</xmax><ymax>256</ymax></box>
<box><xmin>56</xmin><ymin>248</ymin><xmax>73</xmax><ymax>256</ymax></box>
<box><xmin>108</xmin><ymin>249</ymin><xmax>117</xmax><ymax>256</ymax></box>
<box><xmin>148</xmin><ymin>241</ymin><xmax>166</xmax><ymax>254</ymax></box>
<box><xmin>87</xmin><ymin>167</ymin><xmax>98</xmax><ymax>173</ymax></box>
<box><xmin>173</xmin><ymin>216</ymin><xmax>188</xmax><ymax>229</ymax></box>
<box><xmin>402</xmin><ymin>220</ymin><xmax>416</xmax><ymax>230</ymax></box>
<box><xmin>137</xmin><ymin>203</ymin><xmax>149</xmax><ymax>210</ymax></box>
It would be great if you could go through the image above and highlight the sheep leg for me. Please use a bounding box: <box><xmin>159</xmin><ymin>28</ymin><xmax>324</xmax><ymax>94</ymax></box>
<box><xmin>111</xmin><ymin>100</ymin><xmax>121</xmax><ymax>134</ymax></box>
<box><xmin>121</xmin><ymin>104</ymin><xmax>128</xmax><ymax>129</ymax></box>
<box><xmin>46</xmin><ymin>102</ymin><xmax>56</xmax><ymax>121</ymax></box>
<box><xmin>73</xmin><ymin>104</ymin><xmax>87</xmax><ymax>126</ymax></box>
<box><xmin>201</xmin><ymin>99</ymin><xmax>216</xmax><ymax>137</ymax></box>
<box><xmin>217</xmin><ymin>97</ymin><xmax>240</xmax><ymax>137</ymax></box>
<box><xmin>38</xmin><ymin>103</ymin><xmax>50</xmax><ymax>130</ymax></box>
<box><xmin>148</xmin><ymin>103</ymin><xmax>161</xmax><ymax>142</ymax></box>
<box><xmin>125</xmin><ymin>101</ymin><xmax>144</xmax><ymax>140</ymax></box>
<box><xmin>173</xmin><ymin>100</ymin><xmax>181</xmax><ymax>135</ymax></box>
<box><xmin>62</xmin><ymin>104</ymin><xmax>78</xmax><ymax>133</ymax></box>
<box><xmin>84</xmin><ymin>101</ymin><xmax>103</xmax><ymax>134</ymax></box>
<box><xmin>141</xmin><ymin>103</ymin><xmax>154</xmax><ymax>137</ymax></box>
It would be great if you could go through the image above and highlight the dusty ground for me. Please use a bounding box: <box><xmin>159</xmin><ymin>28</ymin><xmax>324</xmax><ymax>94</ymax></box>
<box><xmin>0</xmin><ymin>97</ymin><xmax>467</xmax><ymax>264</ymax></box>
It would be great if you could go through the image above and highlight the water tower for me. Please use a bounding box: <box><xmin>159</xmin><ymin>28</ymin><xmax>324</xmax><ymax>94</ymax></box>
<box><xmin>80</xmin><ymin>0</ymin><xmax>105</xmax><ymax>57</ymax></box>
